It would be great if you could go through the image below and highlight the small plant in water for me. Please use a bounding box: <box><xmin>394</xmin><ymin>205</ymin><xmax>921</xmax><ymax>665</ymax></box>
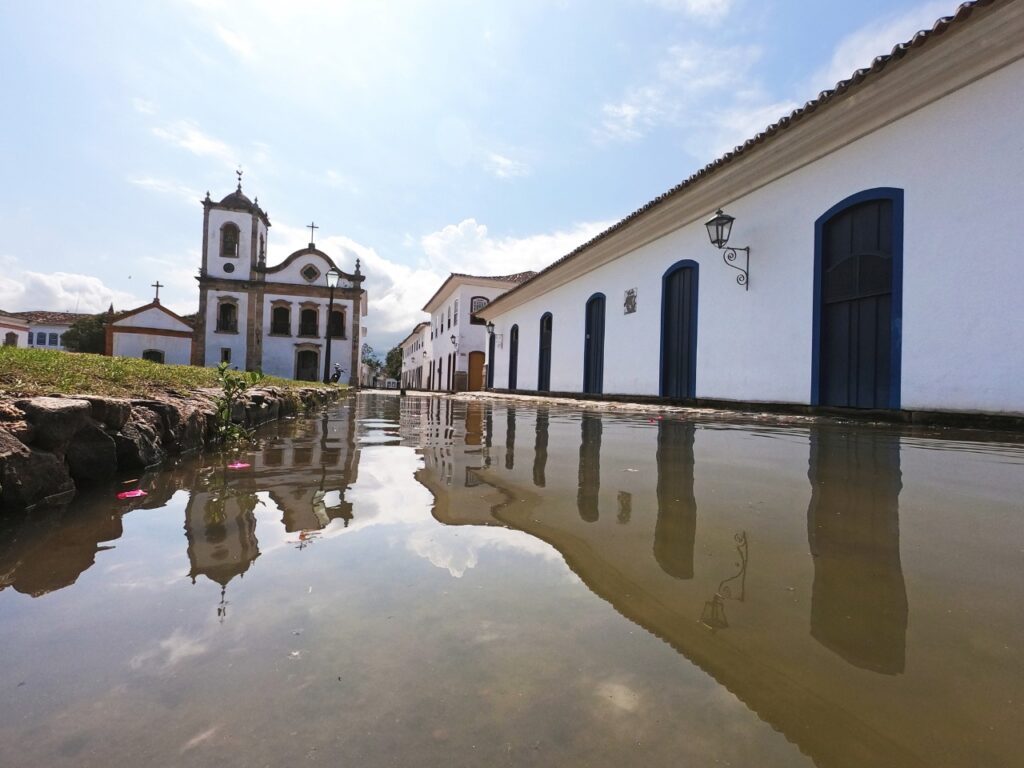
<box><xmin>214</xmin><ymin>362</ymin><xmax>263</xmax><ymax>445</ymax></box>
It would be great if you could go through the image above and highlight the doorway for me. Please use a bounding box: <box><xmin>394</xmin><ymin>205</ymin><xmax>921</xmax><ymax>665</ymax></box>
<box><xmin>538</xmin><ymin>313</ymin><xmax>553</xmax><ymax>392</ymax></box>
<box><xmin>660</xmin><ymin>261</ymin><xmax>698</xmax><ymax>399</ymax></box>
<box><xmin>583</xmin><ymin>293</ymin><xmax>605</xmax><ymax>394</ymax></box>
<box><xmin>295</xmin><ymin>349</ymin><xmax>319</xmax><ymax>381</ymax></box>
<box><xmin>468</xmin><ymin>351</ymin><xmax>485</xmax><ymax>391</ymax></box>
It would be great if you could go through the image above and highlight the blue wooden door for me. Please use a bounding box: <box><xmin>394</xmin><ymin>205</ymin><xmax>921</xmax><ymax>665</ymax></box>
<box><xmin>819</xmin><ymin>199</ymin><xmax>895</xmax><ymax>408</ymax></box>
<box><xmin>660</xmin><ymin>263</ymin><xmax>698</xmax><ymax>399</ymax></box>
<box><xmin>583</xmin><ymin>294</ymin><xmax>605</xmax><ymax>394</ymax></box>
<box><xmin>537</xmin><ymin>313</ymin><xmax>552</xmax><ymax>392</ymax></box>
<box><xmin>508</xmin><ymin>325</ymin><xmax>519</xmax><ymax>389</ymax></box>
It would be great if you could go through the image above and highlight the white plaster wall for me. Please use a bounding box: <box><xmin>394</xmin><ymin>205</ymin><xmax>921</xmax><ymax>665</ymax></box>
<box><xmin>488</xmin><ymin>58</ymin><xmax>1024</xmax><ymax>414</ymax></box>
<box><xmin>261</xmin><ymin>293</ymin><xmax>354</xmax><ymax>382</ymax></box>
<box><xmin>207</xmin><ymin>209</ymin><xmax>259</xmax><ymax>279</ymax></box>
<box><xmin>204</xmin><ymin>290</ymin><xmax>248</xmax><ymax>368</ymax></box>
<box><xmin>114</xmin><ymin>307</ymin><xmax>191</xmax><ymax>332</ymax></box>
<box><xmin>27</xmin><ymin>324</ymin><xmax>72</xmax><ymax>350</ymax></box>
<box><xmin>1</xmin><ymin>326</ymin><xmax>30</xmax><ymax>347</ymax></box>
<box><xmin>429</xmin><ymin>282</ymin><xmax>510</xmax><ymax>389</ymax></box>
<box><xmin>266</xmin><ymin>252</ymin><xmax>351</xmax><ymax>286</ymax></box>
<box><xmin>113</xmin><ymin>333</ymin><xmax>192</xmax><ymax>365</ymax></box>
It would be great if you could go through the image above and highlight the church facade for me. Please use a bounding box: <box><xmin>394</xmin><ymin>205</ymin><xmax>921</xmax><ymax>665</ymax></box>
<box><xmin>192</xmin><ymin>181</ymin><xmax>366</xmax><ymax>384</ymax></box>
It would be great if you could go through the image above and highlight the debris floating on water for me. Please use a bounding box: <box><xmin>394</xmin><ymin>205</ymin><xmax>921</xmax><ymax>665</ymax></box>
<box><xmin>116</xmin><ymin>489</ymin><xmax>147</xmax><ymax>499</ymax></box>
<box><xmin>227</xmin><ymin>461</ymin><xmax>251</xmax><ymax>470</ymax></box>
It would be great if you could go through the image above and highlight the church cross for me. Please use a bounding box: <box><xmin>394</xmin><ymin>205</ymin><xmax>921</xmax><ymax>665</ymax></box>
<box><xmin>151</xmin><ymin>281</ymin><xmax>163</xmax><ymax>302</ymax></box>
<box><xmin>307</xmin><ymin>221</ymin><xmax>319</xmax><ymax>244</ymax></box>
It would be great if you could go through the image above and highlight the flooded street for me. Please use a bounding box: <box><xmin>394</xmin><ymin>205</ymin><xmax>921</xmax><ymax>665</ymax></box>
<box><xmin>1</xmin><ymin>393</ymin><xmax>1022</xmax><ymax>767</ymax></box>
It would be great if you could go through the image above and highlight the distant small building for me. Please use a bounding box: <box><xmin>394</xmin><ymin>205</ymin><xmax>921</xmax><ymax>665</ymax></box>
<box><xmin>106</xmin><ymin>299</ymin><xmax>194</xmax><ymax>365</ymax></box>
<box><xmin>0</xmin><ymin>311</ymin><xmax>30</xmax><ymax>348</ymax></box>
<box><xmin>19</xmin><ymin>311</ymin><xmax>92</xmax><ymax>351</ymax></box>
<box><xmin>399</xmin><ymin>321</ymin><xmax>430</xmax><ymax>388</ymax></box>
<box><xmin>421</xmin><ymin>271</ymin><xmax>535</xmax><ymax>392</ymax></box>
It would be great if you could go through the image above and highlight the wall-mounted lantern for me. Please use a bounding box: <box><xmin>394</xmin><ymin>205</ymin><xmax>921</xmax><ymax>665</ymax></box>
<box><xmin>705</xmin><ymin>209</ymin><xmax>750</xmax><ymax>290</ymax></box>
<box><xmin>485</xmin><ymin>321</ymin><xmax>495</xmax><ymax>335</ymax></box>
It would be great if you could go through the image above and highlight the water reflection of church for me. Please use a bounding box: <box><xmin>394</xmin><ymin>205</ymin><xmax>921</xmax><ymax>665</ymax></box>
<box><xmin>182</xmin><ymin>406</ymin><xmax>359</xmax><ymax>597</ymax></box>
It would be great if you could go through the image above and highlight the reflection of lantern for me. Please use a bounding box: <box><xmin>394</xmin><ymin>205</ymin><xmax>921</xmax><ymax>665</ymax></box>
<box><xmin>700</xmin><ymin>593</ymin><xmax>729</xmax><ymax>631</ymax></box>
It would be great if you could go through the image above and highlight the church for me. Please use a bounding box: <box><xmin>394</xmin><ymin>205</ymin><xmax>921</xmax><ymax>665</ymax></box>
<box><xmin>191</xmin><ymin>175</ymin><xmax>366</xmax><ymax>384</ymax></box>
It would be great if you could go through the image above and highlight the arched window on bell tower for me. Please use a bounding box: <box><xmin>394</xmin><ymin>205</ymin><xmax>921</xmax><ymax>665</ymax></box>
<box><xmin>221</xmin><ymin>223</ymin><xmax>240</xmax><ymax>258</ymax></box>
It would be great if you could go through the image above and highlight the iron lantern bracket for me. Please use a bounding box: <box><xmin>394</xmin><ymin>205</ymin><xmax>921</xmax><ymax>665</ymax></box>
<box><xmin>720</xmin><ymin>246</ymin><xmax>750</xmax><ymax>290</ymax></box>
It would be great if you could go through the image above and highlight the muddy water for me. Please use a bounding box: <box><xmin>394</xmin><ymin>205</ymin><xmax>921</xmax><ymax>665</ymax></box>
<box><xmin>1</xmin><ymin>393</ymin><xmax>1022</xmax><ymax>768</ymax></box>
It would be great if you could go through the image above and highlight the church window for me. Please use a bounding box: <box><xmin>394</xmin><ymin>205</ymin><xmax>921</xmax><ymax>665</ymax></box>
<box><xmin>224</xmin><ymin>263</ymin><xmax>235</xmax><ymax>274</ymax></box>
<box><xmin>216</xmin><ymin>300</ymin><xmax>238</xmax><ymax>333</ymax></box>
<box><xmin>301</xmin><ymin>264</ymin><xmax>321</xmax><ymax>282</ymax></box>
<box><xmin>271</xmin><ymin>305</ymin><xmax>291</xmax><ymax>335</ymax></box>
<box><xmin>470</xmin><ymin>296</ymin><xmax>489</xmax><ymax>313</ymax></box>
<box><xmin>220</xmin><ymin>348</ymin><xmax>231</xmax><ymax>364</ymax></box>
<box><xmin>299</xmin><ymin>308</ymin><xmax>318</xmax><ymax>337</ymax></box>
<box><xmin>142</xmin><ymin>349</ymin><xmax>165</xmax><ymax>364</ymax></box>
<box><xmin>48</xmin><ymin>333</ymin><xmax>58</xmax><ymax>346</ymax></box>
<box><xmin>220</xmin><ymin>223</ymin><xmax>240</xmax><ymax>258</ymax></box>
<box><xmin>329</xmin><ymin>309</ymin><xmax>346</xmax><ymax>338</ymax></box>
<box><xmin>4</xmin><ymin>332</ymin><xmax>17</xmax><ymax>347</ymax></box>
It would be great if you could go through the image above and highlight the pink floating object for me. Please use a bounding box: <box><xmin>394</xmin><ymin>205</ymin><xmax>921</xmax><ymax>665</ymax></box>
<box><xmin>227</xmin><ymin>462</ymin><xmax>251</xmax><ymax>470</ymax></box>
<box><xmin>117</xmin><ymin>489</ymin><xmax>148</xmax><ymax>499</ymax></box>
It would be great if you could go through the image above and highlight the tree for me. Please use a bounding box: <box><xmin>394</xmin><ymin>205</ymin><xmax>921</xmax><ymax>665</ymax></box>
<box><xmin>361</xmin><ymin>343</ymin><xmax>382</xmax><ymax>376</ymax></box>
<box><xmin>62</xmin><ymin>313</ymin><xmax>107</xmax><ymax>353</ymax></box>
<box><xmin>384</xmin><ymin>346</ymin><xmax>402</xmax><ymax>380</ymax></box>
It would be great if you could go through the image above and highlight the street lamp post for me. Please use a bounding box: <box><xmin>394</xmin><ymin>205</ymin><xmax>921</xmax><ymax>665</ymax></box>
<box><xmin>323</xmin><ymin>267</ymin><xmax>342</xmax><ymax>383</ymax></box>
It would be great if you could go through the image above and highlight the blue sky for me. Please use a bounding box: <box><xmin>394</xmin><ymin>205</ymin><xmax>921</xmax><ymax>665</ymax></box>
<box><xmin>0</xmin><ymin>0</ymin><xmax>955</xmax><ymax>351</ymax></box>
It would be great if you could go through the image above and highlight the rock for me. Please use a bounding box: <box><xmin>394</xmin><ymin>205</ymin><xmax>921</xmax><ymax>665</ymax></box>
<box><xmin>114</xmin><ymin>407</ymin><xmax>166</xmax><ymax>469</ymax></box>
<box><xmin>65</xmin><ymin>422</ymin><xmax>118</xmax><ymax>483</ymax></box>
<box><xmin>14</xmin><ymin>397</ymin><xmax>91</xmax><ymax>453</ymax></box>
<box><xmin>82</xmin><ymin>396</ymin><xmax>132</xmax><ymax>431</ymax></box>
<box><xmin>0</xmin><ymin>430</ymin><xmax>75</xmax><ymax>511</ymax></box>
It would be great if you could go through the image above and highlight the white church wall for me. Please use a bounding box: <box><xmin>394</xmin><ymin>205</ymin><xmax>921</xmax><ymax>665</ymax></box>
<box><xmin>487</xmin><ymin>56</ymin><xmax>1024</xmax><ymax>414</ymax></box>
<box><xmin>204</xmin><ymin>290</ymin><xmax>248</xmax><ymax>368</ymax></box>
<box><xmin>261</xmin><ymin>292</ymin><xmax>355</xmax><ymax>382</ymax></box>
<box><xmin>268</xmin><ymin>253</ymin><xmax>352</xmax><ymax>287</ymax></box>
<box><xmin>113</xmin><ymin>333</ymin><xmax>192</xmax><ymax>365</ymax></box>
<box><xmin>0</xmin><ymin>322</ymin><xmax>29</xmax><ymax>348</ymax></box>
<box><xmin>206</xmin><ymin>209</ymin><xmax>261</xmax><ymax>280</ymax></box>
<box><xmin>113</xmin><ymin>307</ymin><xmax>191</xmax><ymax>332</ymax></box>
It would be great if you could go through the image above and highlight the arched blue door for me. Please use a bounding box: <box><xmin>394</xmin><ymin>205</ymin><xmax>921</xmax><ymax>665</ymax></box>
<box><xmin>583</xmin><ymin>293</ymin><xmax>605</xmax><ymax>394</ymax></box>
<box><xmin>537</xmin><ymin>313</ymin><xmax>552</xmax><ymax>392</ymax></box>
<box><xmin>814</xmin><ymin>189</ymin><xmax>903</xmax><ymax>409</ymax></box>
<box><xmin>660</xmin><ymin>261</ymin><xmax>698</xmax><ymax>399</ymax></box>
<box><xmin>508</xmin><ymin>324</ymin><xmax>519</xmax><ymax>389</ymax></box>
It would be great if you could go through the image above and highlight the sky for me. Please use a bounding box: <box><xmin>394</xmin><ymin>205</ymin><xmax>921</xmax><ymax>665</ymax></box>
<box><xmin>0</xmin><ymin>0</ymin><xmax>958</xmax><ymax>352</ymax></box>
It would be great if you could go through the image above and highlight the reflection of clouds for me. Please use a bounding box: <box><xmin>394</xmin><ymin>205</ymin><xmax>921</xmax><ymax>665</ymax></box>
<box><xmin>595</xmin><ymin>680</ymin><xmax>642</xmax><ymax>713</ymax></box>
<box><xmin>129</xmin><ymin>628</ymin><xmax>208</xmax><ymax>671</ymax></box>
<box><xmin>406</xmin><ymin>526</ymin><xmax>561</xmax><ymax>578</ymax></box>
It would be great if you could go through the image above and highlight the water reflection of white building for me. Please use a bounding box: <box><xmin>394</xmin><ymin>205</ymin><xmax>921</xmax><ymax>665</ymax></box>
<box><xmin>405</xmin><ymin>399</ymin><xmax>1021</xmax><ymax>768</ymax></box>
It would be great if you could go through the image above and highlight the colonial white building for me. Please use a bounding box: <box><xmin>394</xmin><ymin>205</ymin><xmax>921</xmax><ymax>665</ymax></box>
<box><xmin>194</xmin><ymin>180</ymin><xmax>367</xmax><ymax>383</ymax></box>
<box><xmin>0</xmin><ymin>311</ymin><xmax>30</xmax><ymax>348</ymax></box>
<box><xmin>20</xmin><ymin>311</ymin><xmax>91</xmax><ymax>351</ymax></box>
<box><xmin>106</xmin><ymin>299</ymin><xmax>194</xmax><ymax>365</ymax></box>
<box><xmin>400</xmin><ymin>321</ymin><xmax>430</xmax><ymax>389</ymax></box>
<box><xmin>479</xmin><ymin>1</ymin><xmax>1024</xmax><ymax>417</ymax></box>
<box><xmin>422</xmin><ymin>272</ymin><xmax>534</xmax><ymax>392</ymax></box>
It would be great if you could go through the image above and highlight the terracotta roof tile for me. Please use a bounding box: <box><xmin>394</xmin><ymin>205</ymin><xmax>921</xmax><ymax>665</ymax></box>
<box><xmin>17</xmin><ymin>311</ymin><xmax>94</xmax><ymax>326</ymax></box>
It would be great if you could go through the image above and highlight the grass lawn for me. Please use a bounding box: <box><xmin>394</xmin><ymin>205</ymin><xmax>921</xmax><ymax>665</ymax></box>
<box><xmin>0</xmin><ymin>347</ymin><xmax>337</xmax><ymax>398</ymax></box>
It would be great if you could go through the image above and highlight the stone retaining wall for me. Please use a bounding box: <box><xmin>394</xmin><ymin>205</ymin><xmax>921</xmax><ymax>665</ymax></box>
<box><xmin>0</xmin><ymin>386</ymin><xmax>346</xmax><ymax>513</ymax></box>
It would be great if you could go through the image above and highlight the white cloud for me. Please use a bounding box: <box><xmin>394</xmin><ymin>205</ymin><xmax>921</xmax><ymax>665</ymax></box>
<box><xmin>129</xmin><ymin>176</ymin><xmax>203</xmax><ymax>206</ymax></box>
<box><xmin>324</xmin><ymin>169</ymin><xmax>360</xmax><ymax>193</ymax></box>
<box><xmin>215</xmin><ymin>24</ymin><xmax>254</xmax><ymax>59</ymax></box>
<box><xmin>484</xmin><ymin>152</ymin><xmax>530</xmax><ymax>180</ymax></box>
<box><xmin>0</xmin><ymin>268</ymin><xmax>144</xmax><ymax>314</ymax></box>
<box><xmin>152</xmin><ymin>120</ymin><xmax>238</xmax><ymax>169</ymax></box>
<box><xmin>420</xmin><ymin>217</ymin><xmax>611</xmax><ymax>277</ymax></box>
<box><xmin>810</xmin><ymin>1</ymin><xmax>952</xmax><ymax>94</ymax></box>
<box><xmin>644</xmin><ymin>0</ymin><xmax>733</xmax><ymax>22</ymax></box>
<box><xmin>596</xmin><ymin>41</ymin><xmax>799</xmax><ymax>161</ymax></box>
